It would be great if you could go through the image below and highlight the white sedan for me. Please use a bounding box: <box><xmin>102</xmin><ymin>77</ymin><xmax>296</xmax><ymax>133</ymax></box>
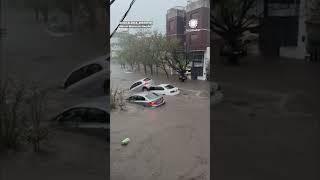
<box><xmin>51</xmin><ymin>97</ymin><xmax>110</xmax><ymax>141</ymax></box>
<box><xmin>148</xmin><ymin>84</ymin><xmax>180</xmax><ymax>96</ymax></box>
<box><xmin>129</xmin><ymin>78</ymin><xmax>154</xmax><ymax>92</ymax></box>
<box><xmin>61</xmin><ymin>55</ymin><xmax>109</xmax><ymax>97</ymax></box>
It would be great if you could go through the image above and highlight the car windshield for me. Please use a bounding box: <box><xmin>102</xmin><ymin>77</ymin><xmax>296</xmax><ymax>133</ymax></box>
<box><xmin>144</xmin><ymin>78</ymin><xmax>151</xmax><ymax>81</ymax></box>
<box><xmin>165</xmin><ymin>85</ymin><xmax>175</xmax><ymax>89</ymax></box>
<box><xmin>145</xmin><ymin>93</ymin><xmax>159</xmax><ymax>100</ymax></box>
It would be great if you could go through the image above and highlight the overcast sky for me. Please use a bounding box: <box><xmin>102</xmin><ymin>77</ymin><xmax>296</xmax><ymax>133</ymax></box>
<box><xmin>111</xmin><ymin>0</ymin><xmax>187</xmax><ymax>34</ymax></box>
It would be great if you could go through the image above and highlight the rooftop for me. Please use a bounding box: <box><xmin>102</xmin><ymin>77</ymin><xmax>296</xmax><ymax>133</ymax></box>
<box><xmin>186</xmin><ymin>0</ymin><xmax>209</xmax><ymax>12</ymax></box>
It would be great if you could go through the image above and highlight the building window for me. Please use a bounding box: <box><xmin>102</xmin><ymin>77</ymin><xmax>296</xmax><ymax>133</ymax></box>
<box><xmin>169</xmin><ymin>20</ymin><xmax>175</xmax><ymax>32</ymax></box>
<box><xmin>190</xmin><ymin>52</ymin><xmax>204</xmax><ymax>61</ymax></box>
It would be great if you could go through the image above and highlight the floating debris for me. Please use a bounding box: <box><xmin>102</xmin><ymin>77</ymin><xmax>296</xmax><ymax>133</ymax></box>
<box><xmin>121</xmin><ymin>138</ymin><xmax>130</xmax><ymax>145</ymax></box>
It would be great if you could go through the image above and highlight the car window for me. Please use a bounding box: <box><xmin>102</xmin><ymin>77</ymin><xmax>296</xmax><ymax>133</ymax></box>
<box><xmin>86</xmin><ymin>108</ymin><xmax>108</xmax><ymax>123</ymax></box>
<box><xmin>128</xmin><ymin>96</ymin><xmax>135</xmax><ymax>100</ymax></box>
<box><xmin>60</xmin><ymin>108</ymin><xmax>87</xmax><ymax>123</ymax></box>
<box><xmin>149</xmin><ymin>87</ymin><xmax>156</xmax><ymax>90</ymax></box>
<box><xmin>155</xmin><ymin>87</ymin><xmax>164</xmax><ymax>90</ymax></box>
<box><xmin>144</xmin><ymin>78</ymin><xmax>151</xmax><ymax>81</ymax></box>
<box><xmin>64</xmin><ymin>64</ymin><xmax>102</xmax><ymax>88</ymax></box>
<box><xmin>136</xmin><ymin>96</ymin><xmax>146</xmax><ymax>101</ymax></box>
<box><xmin>64</xmin><ymin>68</ymin><xmax>86</xmax><ymax>88</ymax></box>
<box><xmin>86</xmin><ymin>64</ymin><xmax>102</xmax><ymax>77</ymax></box>
<box><xmin>145</xmin><ymin>93</ymin><xmax>159</xmax><ymax>100</ymax></box>
<box><xmin>165</xmin><ymin>85</ymin><xmax>175</xmax><ymax>89</ymax></box>
<box><xmin>130</xmin><ymin>81</ymin><xmax>142</xmax><ymax>90</ymax></box>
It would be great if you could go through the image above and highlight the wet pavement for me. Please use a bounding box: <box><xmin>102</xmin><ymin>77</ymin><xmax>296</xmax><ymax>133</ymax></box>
<box><xmin>110</xmin><ymin>63</ymin><xmax>210</xmax><ymax>180</ymax></box>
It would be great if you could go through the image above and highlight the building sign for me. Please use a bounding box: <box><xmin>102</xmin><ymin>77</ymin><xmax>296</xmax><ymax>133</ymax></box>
<box><xmin>119</xmin><ymin>21</ymin><xmax>153</xmax><ymax>29</ymax></box>
<box><xmin>186</xmin><ymin>18</ymin><xmax>209</xmax><ymax>32</ymax></box>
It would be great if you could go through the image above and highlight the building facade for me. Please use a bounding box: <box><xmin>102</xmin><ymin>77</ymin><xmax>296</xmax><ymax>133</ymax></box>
<box><xmin>258</xmin><ymin>0</ymin><xmax>308</xmax><ymax>60</ymax></box>
<box><xmin>166</xmin><ymin>0</ymin><xmax>210</xmax><ymax>80</ymax></box>
<box><xmin>166</xmin><ymin>6</ymin><xmax>186</xmax><ymax>47</ymax></box>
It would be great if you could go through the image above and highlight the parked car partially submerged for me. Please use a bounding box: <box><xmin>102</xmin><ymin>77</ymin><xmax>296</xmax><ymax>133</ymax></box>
<box><xmin>129</xmin><ymin>77</ymin><xmax>154</xmax><ymax>92</ymax></box>
<box><xmin>126</xmin><ymin>92</ymin><xmax>165</xmax><ymax>107</ymax></box>
<box><xmin>147</xmin><ymin>84</ymin><xmax>180</xmax><ymax>96</ymax></box>
<box><xmin>51</xmin><ymin>97</ymin><xmax>109</xmax><ymax>141</ymax></box>
<box><xmin>61</xmin><ymin>56</ymin><xmax>109</xmax><ymax>96</ymax></box>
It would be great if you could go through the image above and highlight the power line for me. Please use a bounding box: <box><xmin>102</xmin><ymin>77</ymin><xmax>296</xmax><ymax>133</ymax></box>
<box><xmin>110</xmin><ymin>0</ymin><xmax>116</xmax><ymax>5</ymax></box>
<box><xmin>110</xmin><ymin>0</ymin><xmax>137</xmax><ymax>38</ymax></box>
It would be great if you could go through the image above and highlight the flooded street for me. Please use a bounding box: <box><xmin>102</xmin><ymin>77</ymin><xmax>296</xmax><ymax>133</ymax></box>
<box><xmin>110</xmin><ymin>63</ymin><xmax>210</xmax><ymax>180</ymax></box>
<box><xmin>1</xmin><ymin>9</ymin><xmax>108</xmax><ymax>180</ymax></box>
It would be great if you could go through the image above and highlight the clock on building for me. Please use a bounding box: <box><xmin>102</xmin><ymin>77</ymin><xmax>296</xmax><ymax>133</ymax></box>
<box><xmin>189</xmin><ymin>19</ymin><xmax>198</xmax><ymax>29</ymax></box>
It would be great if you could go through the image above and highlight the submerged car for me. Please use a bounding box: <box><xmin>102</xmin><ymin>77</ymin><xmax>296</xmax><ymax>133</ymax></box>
<box><xmin>126</xmin><ymin>92</ymin><xmax>165</xmax><ymax>107</ymax></box>
<box><xmin>147</xmin><ymin>84</ymin><xmax>180</xmax><ymax>96</ymax></box>
<box><xmin>51</xmin><ymin>97</ymin><xmax>109</xmax><ymax>141</ymax></box>
<box><xmin>129</xmin><ymin>78</ymin><xmax>154</xmax><ymax>92</ymax></box>
<box><xmin>62</xmin><ymin>56</ymin><xmax>109</xmax><ymax>96</ymax></box>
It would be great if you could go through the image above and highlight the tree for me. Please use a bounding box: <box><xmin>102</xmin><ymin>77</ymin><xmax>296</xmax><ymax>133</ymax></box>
<box><xmin>150</xmin><ymin>33</ymin><xmax>173</xmax><ymax>79</ymax></box>
<box><xmin>50</xmin><ymin>0</ymin><xmax>105</xmax><ymax>31</ymax></box>
<box><xmin>212</xmin><ymin>0</ymin><xmax>261</xmax><ymax>63</ymax></box>
<box><xmin>116</xmin><ymin>32</ymin><xmax>140</xmax><ymax>71</ymax></box>
<box><xmin>162</xmin><ymin>38</ymin><xmax>190</xmax><ymax>78</ymax></box>
<box><xmin>116</xmin><ymin>31</ymin><xmax>191</xmax><ymax>80</ymax></box>
<box><xmin>148</xmin><ymin>31</ymin><xmax>166</xmax><ymax>76</ymax></box>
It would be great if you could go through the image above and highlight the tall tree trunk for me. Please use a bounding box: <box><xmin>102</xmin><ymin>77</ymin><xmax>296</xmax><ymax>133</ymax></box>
<box><xmin>137</xmin><ymin>63</ymin><xmax>140</xmax><ymax>72</ymax></box>
<box><xmin>156</xmin><ymin>64</ymin><xmax>159</xmax><ymax>75</ymax></box>
<box><xmin>162</xmin><ymin>64</ymin><xmax>169</xmax><ymax>80</ymax></box>
<box><xmin>149</xmin><ymin>64</ymin><xmax>153</xmax><ymax>76</ymax></box>
<box><xmin>131</xmin><ymin>63</ymin><xmax>134</xmax><ymax>71</ymax></box>
<box><xmin>143</xmin><ymin>64</ymin><xmax>147</xmax><ymax>75</ymax></box>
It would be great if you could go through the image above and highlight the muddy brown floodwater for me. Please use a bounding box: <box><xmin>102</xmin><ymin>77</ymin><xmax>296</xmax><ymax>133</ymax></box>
<box><xmin>110</xmin><ymin>63</ymin><xmax>210</xmax><ymax>180</ymax></box>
